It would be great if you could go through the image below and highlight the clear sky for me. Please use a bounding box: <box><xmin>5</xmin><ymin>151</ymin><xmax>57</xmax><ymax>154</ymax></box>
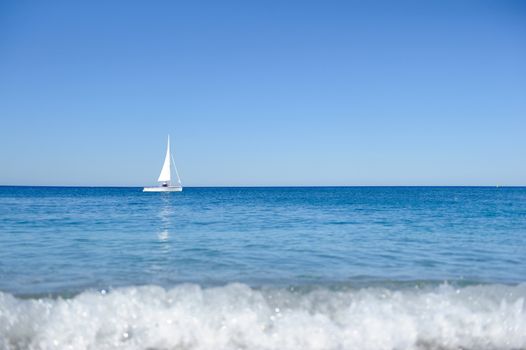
<box><xmin>1</xmin><ymin>0</ymin><xmax>525</xmax><ymax>186</ymax></box>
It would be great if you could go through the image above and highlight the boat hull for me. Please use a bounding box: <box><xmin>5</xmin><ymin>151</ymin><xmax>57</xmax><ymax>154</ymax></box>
<box><xmin>143</xmin><ymin>186</ymin><xmax>183</xmax><ymax>192</ymax></box>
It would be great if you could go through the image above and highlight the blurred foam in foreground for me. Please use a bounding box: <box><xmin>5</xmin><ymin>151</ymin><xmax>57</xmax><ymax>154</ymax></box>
<box><xmin>1</xmin><ymin>283</ymin><xmax>525</xmax><ymax>350</ymax></box>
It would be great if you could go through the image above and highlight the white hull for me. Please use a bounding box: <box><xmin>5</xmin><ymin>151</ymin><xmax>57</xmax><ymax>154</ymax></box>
<box><xmin>143</xmin><ymin>186</ymin><xmax>183</xmax><ymax>192</ymax></box>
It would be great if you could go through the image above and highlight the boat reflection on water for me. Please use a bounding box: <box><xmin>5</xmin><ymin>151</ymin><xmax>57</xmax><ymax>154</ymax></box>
<box><xmin>157</xmin><ymin>195</ymin><xmax>174</xmax><ymax>245</ymax></box>
<box><xmin>158</xmin><ymin>229</ymin><xmax>170</xmax><ymax>242</ymax></box>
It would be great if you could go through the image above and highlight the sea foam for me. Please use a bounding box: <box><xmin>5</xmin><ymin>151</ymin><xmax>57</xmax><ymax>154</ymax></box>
<box><xmin>1</xmin><ymin>283</ymin><xmax>525</xmax><ymax>350</ymax></box>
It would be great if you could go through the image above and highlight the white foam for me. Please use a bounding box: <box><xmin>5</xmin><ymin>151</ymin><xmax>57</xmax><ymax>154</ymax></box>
<box><xmin>1</xmin><ymin>283</ymin><xmax>525</xmax><ymax>350</ymax></box>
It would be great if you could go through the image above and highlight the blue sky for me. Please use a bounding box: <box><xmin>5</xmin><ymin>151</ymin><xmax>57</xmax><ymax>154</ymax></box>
<box><xmin>1</xmin><ymin>0</ymin><xmax>525</xmax><ymax>186</ymax></box>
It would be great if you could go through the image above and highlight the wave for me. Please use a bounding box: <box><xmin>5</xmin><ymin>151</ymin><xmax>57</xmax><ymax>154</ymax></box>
<box><xmin>1</xmin><ymin>283</ymin><xmax>525</xmax><ymax>350</ymax></box>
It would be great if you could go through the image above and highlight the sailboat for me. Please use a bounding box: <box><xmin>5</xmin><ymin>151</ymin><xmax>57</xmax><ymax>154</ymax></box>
<box><xmin>143</xmin><ymin>135</ymin><xmax>183</xmax><ymax>192</ymax></box>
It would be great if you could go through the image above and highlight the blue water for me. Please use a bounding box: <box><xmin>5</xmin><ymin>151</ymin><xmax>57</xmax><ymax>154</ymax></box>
<box><xmin>1</xmin><ymin>187</ymin><xmax>525</xmax><ymax>349</ymax></box>
<box><xmin>1</xmin><ymin>186</ymin><xmax>525</xmax><ymax>295</ymax></box>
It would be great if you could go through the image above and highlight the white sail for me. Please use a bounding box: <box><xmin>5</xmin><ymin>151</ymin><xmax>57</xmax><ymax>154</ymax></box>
<box><xmin>157</xmin><ymin>136</ymin><xmax>171</xmax><ymax>183</ymax></box>
<box><xmin>172</xmin><ymin>154</ymin><xmax>182</xmax><ymax>185</ymax></box>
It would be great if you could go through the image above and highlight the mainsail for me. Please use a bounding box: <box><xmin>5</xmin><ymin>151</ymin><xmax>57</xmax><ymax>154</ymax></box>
<box><xmin>157</xmin><ymin>136</ymin><xmax>171</xmax><ymax>183</ymax></box>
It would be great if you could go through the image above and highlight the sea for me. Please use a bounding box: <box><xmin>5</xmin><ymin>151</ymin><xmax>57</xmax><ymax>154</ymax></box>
<box><xmin>0</xmin><ymin>186</ymin><xmax>525</xmax><ymax>350</ymax></box>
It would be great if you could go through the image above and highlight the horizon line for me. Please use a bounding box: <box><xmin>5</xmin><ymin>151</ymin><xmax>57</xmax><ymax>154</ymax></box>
<box><xmin>0</xmin><ymin>185</ymin><xmax>524</xmax><ymax>188</ymax></box>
